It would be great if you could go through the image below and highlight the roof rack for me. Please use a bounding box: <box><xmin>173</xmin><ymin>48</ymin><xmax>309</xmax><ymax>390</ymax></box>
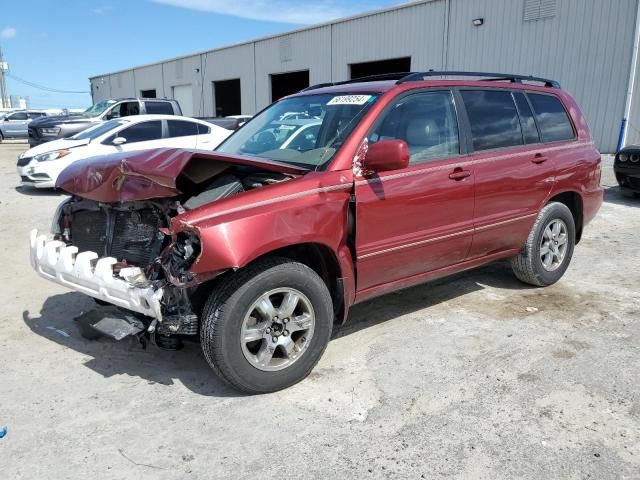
<box><xmin>397</xmin><ymin>71</ymin><xmax>560</xmax><ymax>88</ymax></box>
<box><xmin>302</xmin><ymin>70</ymin><xmax>560</xmax><ymax>92</ymax></box>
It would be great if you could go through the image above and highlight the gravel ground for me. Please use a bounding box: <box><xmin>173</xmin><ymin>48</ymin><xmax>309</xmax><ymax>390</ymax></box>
<box><xmin>0</xmin><ymin>142</ymin><xmax>638</xmax><ymax>479</ymax></box>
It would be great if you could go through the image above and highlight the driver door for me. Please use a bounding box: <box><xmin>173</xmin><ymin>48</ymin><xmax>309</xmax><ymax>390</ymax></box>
<box><xmin>354</xmin><ymin>90</ymin><xmax>475</xmax><ymax>295</ymax></box>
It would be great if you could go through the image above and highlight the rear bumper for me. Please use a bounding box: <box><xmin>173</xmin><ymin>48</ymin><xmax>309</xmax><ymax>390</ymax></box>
<box><xmin>30</xmin><ymin>230</ymin><xmax>164</xmax><ymax>319</ymax></box>
<box><xmin>583</xmin><ymin>186</ymin><xmax>604</xmax><ymax>226</ymax></box>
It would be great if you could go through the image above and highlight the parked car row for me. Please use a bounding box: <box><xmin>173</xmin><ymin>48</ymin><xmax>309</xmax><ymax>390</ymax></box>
<box><xmin>28</xmin><ymin>97</ymin><xmax>182</xmax><ymax>147</ymax></box>
<box><xmin>18</xmin><ymin>115</ymin><xmax>231</xmax><ymax>188</ymax></box>
<box><xmin>28</xmin><ymin>71</ymin><xmax>604</xmax><ymax>393</ymax></box>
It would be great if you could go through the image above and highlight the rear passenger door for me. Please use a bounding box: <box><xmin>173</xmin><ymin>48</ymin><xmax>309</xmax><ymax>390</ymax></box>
<box><xmin>354</xmin><ymin>90</ymin><xmax>475</xmax><ymax>293</ymax></box>
<box><xmin>459</xmin><ymin>89</ymin><xmax>560</xmax><ymax>258</ymax></box>
<box><xmin>167</xmin><ymin>120</ymin><xmax>199</xmax><ymax>148</ymax></box>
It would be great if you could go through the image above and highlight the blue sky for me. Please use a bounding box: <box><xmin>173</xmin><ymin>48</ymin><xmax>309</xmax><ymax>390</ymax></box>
<box><xmin>1</xmin><ymin>0</ymin><xmax>405</xmax><ymax>109</ymax></box>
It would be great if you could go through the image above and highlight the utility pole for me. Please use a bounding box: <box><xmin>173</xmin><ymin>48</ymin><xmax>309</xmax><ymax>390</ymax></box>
<box><xmin>0</xmin><ymin>44</ymin><xmax>9</xmax><ymax>108</ymax></box>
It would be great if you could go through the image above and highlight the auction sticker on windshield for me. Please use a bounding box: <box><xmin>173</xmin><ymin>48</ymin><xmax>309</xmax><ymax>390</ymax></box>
<box><xmin>327</xmin><ymin>95</ymin><xmax>373</xmax><ymax>106</ymax></box>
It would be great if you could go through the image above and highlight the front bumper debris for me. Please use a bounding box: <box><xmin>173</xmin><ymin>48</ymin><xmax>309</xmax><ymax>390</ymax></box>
<box><xmin>30</xmin><ymin>230</ymin><xmax>164</xmax><ymax>319</ymax></box>
<box><xmin>74</xmin><ymin>307</ymin><xmax>146</xmax><ymax>341</ymax></box>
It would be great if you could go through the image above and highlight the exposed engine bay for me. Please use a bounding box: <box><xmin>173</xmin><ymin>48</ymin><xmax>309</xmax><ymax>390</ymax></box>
<box><xmin>51</xmin><ymin>165</ymin><xmax>292</xmax><ymax>346</ymax></box>
<box><xmin>57</xmin><ymin>167</ymin><xmax>290</xmax><ymax>267</ymax></box>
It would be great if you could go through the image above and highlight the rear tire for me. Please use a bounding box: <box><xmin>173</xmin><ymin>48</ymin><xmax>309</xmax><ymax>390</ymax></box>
<box><xmin>200</xmin><ymin>257</ymin><xmax>334</xmax><ymax>394</ymax></box>
<box><xmin>511</xmin><ymin>202</ymin><xmax>575</xmax><ymax>287</ymax></box>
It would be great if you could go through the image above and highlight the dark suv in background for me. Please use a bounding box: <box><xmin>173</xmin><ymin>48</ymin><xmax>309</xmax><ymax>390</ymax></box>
<box><xmin>28</xmin><ymin>97</ymin><xmax>182</xmax><ymax>147</ymax></box>
<box><xmin>614</xmin><ymin>146</ymin><xmax>640</xmax><ymax>197</ymax></box>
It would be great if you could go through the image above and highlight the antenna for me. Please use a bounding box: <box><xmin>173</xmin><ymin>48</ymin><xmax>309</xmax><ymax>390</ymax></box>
<box><xmin>0</xmin><ymin>44</ymin><xmax>8</xmax><ymax>108</ymax></box>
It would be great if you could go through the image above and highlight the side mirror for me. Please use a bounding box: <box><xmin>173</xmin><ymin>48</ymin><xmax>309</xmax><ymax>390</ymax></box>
<box><xmin>362</xmin><ymin>139</ymin><xmax>410</xmax><ymax>173</ymax></box>
<box><xmin>112</xmin><ymin>136</ymin><xmax>127</xmax><ymax>146</ymax></box>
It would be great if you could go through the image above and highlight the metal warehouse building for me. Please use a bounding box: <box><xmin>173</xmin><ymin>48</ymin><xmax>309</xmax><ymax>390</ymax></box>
<box><xmin>89</xmin><ymin>0</ymin><xmax>640</xmax><ymax>153</ymax></box>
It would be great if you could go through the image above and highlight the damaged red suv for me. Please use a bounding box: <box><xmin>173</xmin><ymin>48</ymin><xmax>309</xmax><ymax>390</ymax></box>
<box><xmin>31</xmin><ymin>71</ymin><xmax>603</xmax><ymax>393</ymax></box>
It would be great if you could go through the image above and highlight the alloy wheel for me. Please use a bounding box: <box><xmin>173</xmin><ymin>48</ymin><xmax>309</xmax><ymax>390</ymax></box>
<box><xmin>539</xmin><ymin>219</ymin><xmax>568</xmax><ymax>272</ymax></box>
<box><xmin>240</xmin><ymin>288</ymin><xmax>315</xmax><ymax>371</ymax></box>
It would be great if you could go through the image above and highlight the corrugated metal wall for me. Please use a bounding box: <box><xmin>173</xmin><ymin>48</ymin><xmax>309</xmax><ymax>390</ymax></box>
<box><xmin>202</xmin><ymin>44</ymin><xmax>256</xmax><ymax>118</ymax></box>
<box><xmin>446</xmin><ymin>0</ymin><xmax>638</xmax><ymax>152</ymax></box>
<box><xmin>331</xmin><ymin>1</ymin><xmax>446</xmax><ymax>79</ymax></box>
<box><xmin>90</xmin><ymin>0</ymin><xmax>639</xmax><ymax>152</ymax></box>
<box><xmin>254</xmin><ymin>25</ymin><xmax>332</xmax><ymax>107</ymax></box>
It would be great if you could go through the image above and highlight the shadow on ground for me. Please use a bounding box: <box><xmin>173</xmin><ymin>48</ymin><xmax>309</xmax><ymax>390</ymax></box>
<box><xmin>15</xmin><ymin>186</ymin><xmax>67</xmax><ymax>197</ymax></box>
<box><xmin>334</xmin><ymin>260</ymin><xmax>532</xmax><ymax>338</ymax></box>
<box><xmin>23</xmin><ymin>292</ymin><xmax>239</xmax><ymax>398</ymax></box>
<box><xmin>603</xmin><ymin>185</ymin><xmax>640</xmax><ymax>207</ymax></box>
<box><xmin>23</xmin><ymin>261</ymin><xmax>530</xmax><ymax>395</ymax></box>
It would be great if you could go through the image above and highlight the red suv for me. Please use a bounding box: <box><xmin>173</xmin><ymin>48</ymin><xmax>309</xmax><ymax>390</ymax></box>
<box><xmin>31</xmin><ymin>71</ymin><xmax>603</xmax><ymax>393</ymax></box>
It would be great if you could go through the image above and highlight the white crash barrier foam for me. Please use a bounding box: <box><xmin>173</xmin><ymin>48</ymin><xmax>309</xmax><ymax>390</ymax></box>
<box><xmin>29</xmin><ymin>229</ymin><xmax>163</xmax><ymax>320</ymax></box>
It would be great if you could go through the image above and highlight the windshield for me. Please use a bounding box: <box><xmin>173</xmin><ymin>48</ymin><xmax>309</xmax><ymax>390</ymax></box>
<box><xmin>70</xmin><ymin>119</ymin><xmax>128</xmax><ymax>140</ymax></box>
<box><xmin>216</xmin><ymin>93</ymin><xmax>379</xmax><ymax>169</ymax></box>
<box><xmin>82</xmin><ymin>100</ymin><xmax>117</xmax><ymax>117</ymax></box>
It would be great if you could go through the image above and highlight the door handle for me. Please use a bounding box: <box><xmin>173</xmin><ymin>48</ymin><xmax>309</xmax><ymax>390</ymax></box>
<box><xmin>448</xmin><ymin>169</ymin><xmax>471</xmax><ymax>181</ymax></box>
<box><xmin>532</xmin><ymin>153</ymin><xmax>548</xmax><ymax>164</ymax></box>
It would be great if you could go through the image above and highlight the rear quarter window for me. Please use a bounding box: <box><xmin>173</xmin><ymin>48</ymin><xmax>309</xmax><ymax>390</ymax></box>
<box><xmin>197</xmin><ymin>123</ymin><xmax>211</xmax><ymax>134</ymax></box>
<box><xmin>527</xmin><ymin>93</ymin><xmax>575</xmax><ymax>143</ymax></box>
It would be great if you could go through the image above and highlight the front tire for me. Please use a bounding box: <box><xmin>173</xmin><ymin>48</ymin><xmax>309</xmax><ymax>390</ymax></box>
<box><xmin>511</xmin><ymin>202</ymin><xmax>575</xmax><ymax>287</ymax></box>
<box><xmin>200</xmin><ymin>257</ymin><xmax>334</xmax><ymax>394</ymax></box>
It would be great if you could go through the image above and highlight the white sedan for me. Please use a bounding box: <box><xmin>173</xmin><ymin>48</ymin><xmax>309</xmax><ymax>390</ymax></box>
<box><xmin>17</xmin><ymin>115</ymin><xmax>231</xmax><ymax>188</ymax></box>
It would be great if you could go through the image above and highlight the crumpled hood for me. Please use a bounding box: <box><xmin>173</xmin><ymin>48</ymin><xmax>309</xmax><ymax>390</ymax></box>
<box><xmin>56</xmin><ymin>147</ymin><xmax>308</xmax><ymax>202</ymax></box>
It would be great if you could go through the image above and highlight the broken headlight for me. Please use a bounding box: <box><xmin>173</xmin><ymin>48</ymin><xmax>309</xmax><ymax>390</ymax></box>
<box><xmin>163</xmin><ymin>231</ymin><xmax>202</xmax><ymax>285</ymax></box>
<box><xmin>51</xmin><ymin>197</ymin><xmax>72</xmax><ymax>236</ymax></box>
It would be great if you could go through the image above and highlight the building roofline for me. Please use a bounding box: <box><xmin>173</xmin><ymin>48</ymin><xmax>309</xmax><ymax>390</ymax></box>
<box><xmin>89</xmin><ymin>0</ymin><xmax>435</xmax><ymax>80</ymax></box>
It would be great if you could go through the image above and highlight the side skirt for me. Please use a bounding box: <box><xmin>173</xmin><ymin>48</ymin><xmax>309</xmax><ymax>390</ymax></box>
<box><xmin>353</xmin><ymin>248</ymin><xmax>521</xmax><ymax>305</ymax></box>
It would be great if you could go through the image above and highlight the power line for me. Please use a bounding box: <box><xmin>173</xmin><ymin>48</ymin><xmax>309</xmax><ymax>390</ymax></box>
<box><xmin>5</xmin><ymin>72</ymin><xmax>89</xmax><ymax>94</ymax></box>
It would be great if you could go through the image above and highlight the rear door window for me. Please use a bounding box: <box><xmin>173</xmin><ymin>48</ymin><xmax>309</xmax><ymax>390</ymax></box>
<box><xmin>513</xmin><ymin>92</ymin><xmax>540</xmax><ymax>144</ymax></box>
<box><xmin>167</xmin><ymin>120</ymin><xmax>199</xmax><ymax>137</ymax></box>
<box><xmin>460</xmin><ymin>90</ymin><xmax>523</xmax><ymax>151</ymax></box>
<box><xmin>527</xmin><ymin>93</ymin><xmax>575</xmax><ymax>142</ymax></box>
<box><xmin>117</xmin><ymin>120</ymin><xmax>163</xmax><ymax>143</ymax></box>
<box><xmin>145</xmin><ymin>101</ymin><xmax>174</xmax><ymax>115</ymax></box>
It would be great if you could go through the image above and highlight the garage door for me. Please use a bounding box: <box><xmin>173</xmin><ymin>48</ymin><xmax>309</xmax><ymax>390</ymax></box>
<box><xmin>172</xmin><ymin>84</ymin><xmax>193</xmax><ymax>117</ymax></box>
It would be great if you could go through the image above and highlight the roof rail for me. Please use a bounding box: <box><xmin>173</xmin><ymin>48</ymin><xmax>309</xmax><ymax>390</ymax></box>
<box><xmin>301</xmin><ymin>71</ymin><xmax>560</xmax><ymax>93</ymax></box>
<box><xmin>397</xmin><ymin>71</ymin><xmax>560</xmax><ymax>88</ymax></box>
<box><xmin>301</xmin><ymin>72</ymin><xmax>412</xmax><ymax>92</ymax></box>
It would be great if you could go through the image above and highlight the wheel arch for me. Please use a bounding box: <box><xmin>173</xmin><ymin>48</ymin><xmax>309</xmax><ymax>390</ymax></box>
<box><xmin>191</xmin><ymin>242</ymin><xmax>353</xmax><ymax>326</ymax></box>
<box><xmin>546</xmin><ymin>190</ymin><xmax>584</xmax><ymax>243</ymax></box>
